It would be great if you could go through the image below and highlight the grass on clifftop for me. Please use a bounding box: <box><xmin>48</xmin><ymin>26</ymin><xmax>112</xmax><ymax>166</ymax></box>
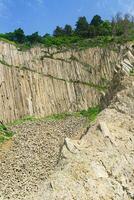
<box><xmin>0</xmin><ymin>37</ymin><xmax>16</xmax><ymax>45</ymax></box>
<box><xmin>1</xmin><ymin>35</ymin><xmax>134</xmax><ymax>51</ymax></box>
<box><xmin>15</xmin><ymin>35</ymin><xmax>134</xmax><ymax>51</ymax></box>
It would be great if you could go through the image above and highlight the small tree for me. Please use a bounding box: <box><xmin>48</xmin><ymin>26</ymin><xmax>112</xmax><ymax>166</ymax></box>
<box><xmin>53</xmin><ymin>26</ymin><xmax>64</xmax><ymax>37</ymax></box>
<box><xmin>123</xmin><ymin>14</ymin><xmax>134</xmax><ymax>37</ymax></box>
<box><xmin>64</xmin><ymin>24</ymin><xmax>73</xmax><ymax>36</ymax></box>
<box><xmin>27</xmin><ymin>32</ymin><xmax>42</xmax><ymax>44</ymax></box>
<box><xmin>13</xmin><ymin>28</ymin><xmax>25</xmax><ymax>43</ymax></box>
<box><xmin>43</xmin><ymin>33</ymin><xmax>50</xmax><ymax>38</ymax></box>
<box><xmin>99</xmin><ymin>21</ymin><xmax>112</xmax><ymax>36</ymax></box>
<box><xmin>75</xmin><ymin>16</ymin><xmax>89</xmax><ymax>37</ymax></box>
<box><xmin>111</xmin><ymin>13</ymin><xmax>133</xmax><ymax>36</ymax></box>
<box><xmin>5</xmin><ymin>32</ymin><xmax>15</xmax><ymax>41</ymax></box>
<box><xmin>89</xmin><ymin>15</ymin><xmax>103</xmax><ymax>37</ymax></box>
<box><xmin>88</xmin><ymin>25</ymin><xmax>96</xmax><ymax>37</ymax></box>
<box><xmin>90</xmin><ymin>15</ymin><xmax>103</xmax><ymax>27</ymax></box>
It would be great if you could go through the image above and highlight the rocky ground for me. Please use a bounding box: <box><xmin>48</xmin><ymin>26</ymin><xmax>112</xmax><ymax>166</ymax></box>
<box><xmin>0</xmin><ymin>116</ymin><xmax>88</xmax><ymax>200</ymax></box>
<box><xmin>0</xmin><ymin>75</ymin><xmax>134</xmax><ymax>200</ymax></box>
<box><xmin>32</xmin><ymin>76</ymin><xmax>134</xmax><ymax>200</ymax></box>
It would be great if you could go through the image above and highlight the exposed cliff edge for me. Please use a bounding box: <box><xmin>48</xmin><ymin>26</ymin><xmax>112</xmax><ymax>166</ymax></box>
<box><xmin>0</xmin><ymin>42</ymin><xmax>134</xmax><ymax>200</ymax></box>
<box><xmin>0</xmin><ymin>41</ymin><xmax>126</xmax><ymax>123</ymax></box>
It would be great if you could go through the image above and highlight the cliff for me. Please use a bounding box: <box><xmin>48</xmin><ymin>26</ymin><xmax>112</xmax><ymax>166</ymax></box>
<box><xmin>33</xmin><ymin>75</ymin><xmax>134</xmax><ymax>200</ymax></box>
<box><xmin>0</xmin><ymin>41</ymin><xmax>121</xmax><ymax>123</ymax></box>
<box><xmin>0</xmin><ymin>61</ymin><xmax>134</xmax><ymax>200</ymax></box>
<box><xmin>0</xmin><ymin>41</ymin><xmax>134</xmax><ymax>200</ymax></box>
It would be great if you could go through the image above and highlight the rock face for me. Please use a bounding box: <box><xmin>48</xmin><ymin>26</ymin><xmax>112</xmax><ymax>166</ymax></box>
<box><xmin>1</xmin><ymin>41</ymin><xmax>134</xmax><ymax>123</ymax></box>
<box><xmin>0</xmin><ymin>42</ymin><xmax>120</xmax><ymax>123</ymax></box>
<box><xmin>33</xmin><ymin>75</ymin><xmax>134</xmax><ymax>200</ymax></box>
<box><xmin>1</xmin><ymin>75</ymin><xmax>133</xmax><ymax>200</ymax></box>
<box><xmin>0</xmin><ymin>42</ymin><xmax>134</xmax><ymax>200</ymax></box>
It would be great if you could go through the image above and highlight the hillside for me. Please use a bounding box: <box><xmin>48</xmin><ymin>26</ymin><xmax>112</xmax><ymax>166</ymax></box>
<box><xmin>35</xmin><ymin>75</ymin><xmax>134</xmax><ymax>200</ymax></box>
<box><xmin>0</xmin><ymin>41</ymin><xmax>134</xmax><ymax>200</ymax></box>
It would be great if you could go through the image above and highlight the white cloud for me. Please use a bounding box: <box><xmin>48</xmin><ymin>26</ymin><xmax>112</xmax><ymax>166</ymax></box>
<box><xmin>25</xmin><ymin>0</ymin><xmax>44</xmax><ymax>8</ymax></box>
<box><xmin>35</xmin><ymin>0</ymin><xmax>43</xmax><ymax>5</ymax></box>
<box><xmin>0</xmin><ymin>0</ymin><xmax>10</xmax><ymax>18</ymax></box>
<box><xmin>96</xmin><ymin>0</ymin><xmax>134</xmax><ymax>16</ymax></box>
<box><xmin>118</xmin><ymin>0</ymin><xmax>134</xmax><ymax>15</ymax></box>
<box><xmin>96</xmin><ymin>0</ymin><xmax>107</xmax><ymax>9</ymax></box>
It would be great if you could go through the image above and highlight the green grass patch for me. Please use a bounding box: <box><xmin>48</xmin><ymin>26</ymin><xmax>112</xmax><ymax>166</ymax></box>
<box><xmin>45</xmin><ymin>106</ymin><xmax>101</xmax><ymax>122</ymax></box>
<box><xmin>0</xmin><ymin>106</ymin><xmax>101</xmax><ymax>144</ymax></box>
<box><xmin>0</xmin><ymin>37</ymin><xmax>16</xmax><ymax>45</ymax></box>
<box><xmin>8</xmin><ymin>106</ymin><xmax>101</xmax><ymax>124</ymax></box>
<box><xmin>9</xmin><ymin>115</ymin><xmax>37</xmax><ymax>126</ymax></box>
<box><xmin>79</xmin><ymin>106</ymin><xmax>101</xmax><ymax>121</ymax></box>
<box><xmin>130</xmin><ymin>68</ymin><xmax>134</xmax><ymax>76</ymax></box>
<box><xmin>7</xmin><ymin>106</ymin><xmax>101</xmax><ymax>127</ymax></box>
<box><xmin>1</xmin><ymin>35</ymin><xmax>133</xmax><ymax>52</ymax></box>
<box><xmin>45</xmin><ymin>113</ymin><xmax>72</xmax><ymax>121</ymax></box>
<box><xmin>0</xmin><ymin>123</ymin><xmax>14</xmax><ymax>144</ymax></box>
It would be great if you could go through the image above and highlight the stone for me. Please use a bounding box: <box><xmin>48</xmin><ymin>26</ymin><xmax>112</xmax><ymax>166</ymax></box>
<box><xmin>0</xmin><ymin>41</ymin><xmax>122</xmax><ymax>123</ymax></box>
<box><xmin>32</xmin><ymin>75</ymin><xmax>134</xmax><ymax>200</ymax></box>
<box><xmin>0</xmin><ymin>41</ymin><xmax>134</xmax><ymax>200</ymax></box>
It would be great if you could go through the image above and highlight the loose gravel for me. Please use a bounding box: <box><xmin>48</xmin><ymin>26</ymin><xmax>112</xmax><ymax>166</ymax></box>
<box><xmin>0</xmin><ymin>116</ymin><xmax>88</xmax><ymax>200</ymax></box>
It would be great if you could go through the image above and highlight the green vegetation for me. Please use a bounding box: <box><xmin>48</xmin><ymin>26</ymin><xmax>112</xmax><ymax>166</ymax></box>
<box><xmin>130</xmin><ymin>68</ymin><xmax>134</xmax><ymax>76</ymax></box>
<box><xmin>9</xmin><ymin>106</ymin><xmax>101</xmax><ymax>124</ymax></box>
<box><xmin>0</xmin><ymin>37</ymin><xmax>16</xmax><ymax>45</ymax></box>
<box><xmin>0</xmin><ymin>106</ymin><xmax>101</xmax><ymax>144</ymax></box>
<box><xmin>79</xmin><ymin>106</ymin><xmax>101</xmax><ymax>121</ymax></box>
<box><xmin>9</xmin><ymin>116</ymin><xmax>37</xmax><ymax>126</ymax></box>
<box><xmin>0</xmin><ymin>13</ymin><xmax>134</xmax><ymax>49</ymax></box>
<box><xmin>44</xmin><ymin>107</ymin><xmax>101</xmax><ymax>122</ymax></box>
<box><xmin>45</xmin><ymin>113</ymin><xmax>73</xmax><ymax>121</ymax></box>
<box><xmin>0</xmin><ymin>122</ymin><xmax>14</xmax><ymax>144</ymax></box>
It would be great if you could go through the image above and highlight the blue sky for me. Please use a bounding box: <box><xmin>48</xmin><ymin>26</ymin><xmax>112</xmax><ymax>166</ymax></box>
<box><xmin>0</xmin><ymin>0</ymin><xmax>134</xmax><ymax>35</ymax></box>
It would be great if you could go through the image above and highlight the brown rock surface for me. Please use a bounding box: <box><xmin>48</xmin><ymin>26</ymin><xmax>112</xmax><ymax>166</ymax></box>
<box><xmin>0</xmin><ymin>75</ymin><xmax>133</xmax><ymax>200</ymax></box>
<box><xmin>0</xmin><ymin>42</ymin><xmax>134</xmax><ymax>200</ymax></box>
<box><xmin>32</xmin><ymin>76</ymin><xmax>134</xmax><ymax>200</ymax></box>
<box><xmin>0</xmin><ymin>42</ymin><xmax>120</xmax><ymax>123</ymax></box>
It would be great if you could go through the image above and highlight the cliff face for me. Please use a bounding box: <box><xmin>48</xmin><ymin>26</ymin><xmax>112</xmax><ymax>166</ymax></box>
<box><xmin>0</xmin><ymin>42</ymin><xmax>121</xmax><ymax>123</ymax></box>
<box><xmin>0</xmin><ymin>65</ymin><xmax>133</xmax><ymax>200</ymax></box>
<box><xmin>35</xmin><ymin>76</ymin><xmax>134</xmax><ymax>200</ymax></box>
<box><xmin>0</xmin><ymin>42</ymin><xmax>134</xmax><ymax>200</ymax></box>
